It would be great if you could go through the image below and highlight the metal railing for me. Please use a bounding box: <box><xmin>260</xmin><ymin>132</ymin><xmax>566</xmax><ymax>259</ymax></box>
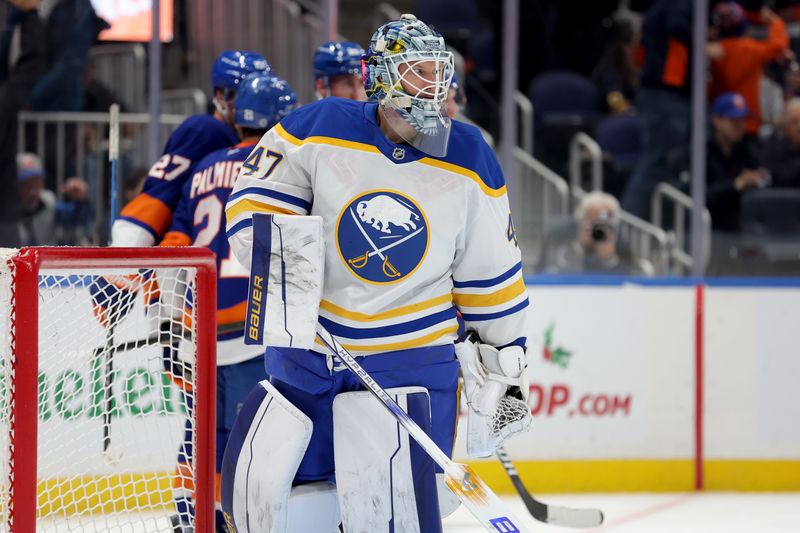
<box><xmin>512</xmin><ymin>147</ymin><xmax>570</xmax><ymax>271</ymax></box>
<box><xmin>568</xmin><ymin>132</ymin><xmax>603</xmax><ymax>195</ymax></box>
<box><xmin>651</xmin><ymin>182</ymin><xmax>712</xmax><ymax>274</ymax></box>
<box><xmin>17</xmin><ymin>111</ymin><xmax>187</xmax><ymax>244</ymax></box>
<box><xmin>514</xmin><ymin>91</ymin><xmax>533</xmax><ymax>155</ymax></box>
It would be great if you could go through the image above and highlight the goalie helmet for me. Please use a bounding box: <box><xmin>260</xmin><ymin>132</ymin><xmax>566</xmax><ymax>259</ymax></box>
<box><xmin>235</xmin><ymin>74</ymin><xmax>297</xmax><ymax>131</ymax></box>
<box><xmin>363</xmin><ymin>14</ymin><xmax>454</xmax><ymax>157</ymax></box>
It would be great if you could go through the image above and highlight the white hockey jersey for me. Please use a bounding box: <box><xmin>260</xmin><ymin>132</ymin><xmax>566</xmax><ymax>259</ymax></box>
<box><xmin>226</xmin><ymin>97</ymin><xmax>529</xmax><ymax>355</ymax></box>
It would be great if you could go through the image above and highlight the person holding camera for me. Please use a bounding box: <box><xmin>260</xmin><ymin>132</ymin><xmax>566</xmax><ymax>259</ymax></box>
<box><xmin>536</xmin><ymin>191</ymin><xmax>653</xmax><ymax>275</ymax></box>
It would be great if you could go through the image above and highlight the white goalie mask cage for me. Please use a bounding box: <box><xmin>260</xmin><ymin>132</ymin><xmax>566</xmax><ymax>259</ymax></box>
<box><xmin>379</xmin><ymin>50</ymin><xmax>455</xmax><ymax>157</ymax></box>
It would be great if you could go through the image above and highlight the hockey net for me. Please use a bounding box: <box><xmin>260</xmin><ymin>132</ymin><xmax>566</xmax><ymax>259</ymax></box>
<box><xmin>0</xmin><ymin>247</ymin><xmax>216</xmax><ymax>532</ymax></box>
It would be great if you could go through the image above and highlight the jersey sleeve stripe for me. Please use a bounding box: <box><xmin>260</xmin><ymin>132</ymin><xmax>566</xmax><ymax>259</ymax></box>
<box><xmin>225</xmin><ymin>218</ymin><xmax>252</xmax><ymax>239</ymax></box>
<box><xmin>417</xmin><ymin>157</ymin><xmax>507</xmax><ymax>198</ymax></box>
<box><xmin>318</xmin><ymin>306</ymin><xmax>458</xmax><ymax>339</ymax></box>
<box><xmin>453</xmin><ymin>278</ymin><xmax>526</xmax><ymax>308</ymax></box>
<box><xmin>314</xmin><ymin>325</ymin><xmax>459</xmax><ymax>353</ymax></box>
<box><xmin>160</xmin><ymin>231</ymin><xmax>192</xmax><ymax>247</ymax></box>
<box><xmin>452</xmin><ymin>261</ymin><xmax>522</xmax><ymax>289</ymax></box>
<box><xmin>118</xmin><ymin>193</ymin><xmax>173</xmax><ymax>237</ymax></box>
<box><xmin>228</xmin><ymin>186</ymin><xmax>312</xmax><ymax>212</ymax></box>
<box><xmin>319</xmin><ymin>293</ymin><xmax>452</xmax><ymax>322</ymax></box>
<box><xmin>225</xmin><ymin>198</ymin><xmax>300</xmax><ymax>221</ymax></box>
<box><xmin>218</xmin><ymin>301</ymin><xmax>247</xmax><ymax>327</ymax></box>
<box><xmin>460</xmin><ymin>298</ymin><xmax>529</xmax><ymax>322</ymax></box>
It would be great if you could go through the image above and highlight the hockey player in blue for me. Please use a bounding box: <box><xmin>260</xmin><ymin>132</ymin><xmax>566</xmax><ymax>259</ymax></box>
<box><xmin>221</xmin><ymin>14</ymin><xmax>533</xmax><ymax>533</ymax></box>
<box><xmin>161</xmin><ymin>74</ymin><xmax>297</xmax><ymax>532</ymax></box>
<box><xmin>313</xmin><ymin>40</ymin><xmax>366</xmax><ymax>100</ymax></box>
<box><xmin>113</xmin><ymin>50</ymin><xmax>271</xmax><ymax>246</ymax></box>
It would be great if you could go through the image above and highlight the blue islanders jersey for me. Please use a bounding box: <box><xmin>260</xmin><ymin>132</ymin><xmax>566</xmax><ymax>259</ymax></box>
<box><xmin>114</xmin><ymin>114</ymin><xmax>239</xmax><ymax>246</ymax></box>
<box><xmin>163</xmin><ymin>141</ymin><xmax>261</xmax><ymax>365</ymax></box>
<box><xmin>226</xmin><ymin>98</ymin><xmax>529</xmax><ymax>355</ymax></box>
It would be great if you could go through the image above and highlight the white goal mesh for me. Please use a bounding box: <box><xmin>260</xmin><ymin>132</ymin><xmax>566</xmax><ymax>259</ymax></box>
<box><xmin>0</xmin><ymin>248</ymin><xmax>216</xmax><ymax>532</ymax></box>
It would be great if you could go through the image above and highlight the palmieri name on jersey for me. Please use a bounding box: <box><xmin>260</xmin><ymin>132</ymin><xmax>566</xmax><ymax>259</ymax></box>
<box><xmin>190</xmin><ymin>159</ymin><xmax>244</xmax><ymax>199</ymax></box>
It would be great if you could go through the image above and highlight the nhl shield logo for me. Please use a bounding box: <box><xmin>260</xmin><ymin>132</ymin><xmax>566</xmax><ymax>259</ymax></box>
<box><xmin>392</xmin><ymin>147</ymin><xmax>406</xmax><ymax>160</ymax></box>
<box><xmin>336</xmin><ymin>190</ymin><xmax>429</xmax><ymax>284</ymax></box>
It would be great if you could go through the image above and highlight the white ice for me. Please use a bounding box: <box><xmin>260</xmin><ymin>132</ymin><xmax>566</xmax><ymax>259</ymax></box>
<box><xmin>443</xmin><ymin>492</ymin><xmax>800</xmax><ymax>532</ymax></box>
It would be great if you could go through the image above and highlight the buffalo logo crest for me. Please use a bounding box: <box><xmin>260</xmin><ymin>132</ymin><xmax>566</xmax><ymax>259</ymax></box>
<box><xmin>336</xmin><ymin>190</ymin><xmax>429</xmax><ymax>284</ymax></box>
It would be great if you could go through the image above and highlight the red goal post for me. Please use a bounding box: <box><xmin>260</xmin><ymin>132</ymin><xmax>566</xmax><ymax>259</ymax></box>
<box><xmin>0</xmin><ymin>247</ymin><xmax>216</xmax><ymax>532</ymax></box>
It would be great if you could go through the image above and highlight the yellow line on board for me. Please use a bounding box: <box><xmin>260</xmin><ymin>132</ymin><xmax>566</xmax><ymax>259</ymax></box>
<box><xmin>466</xmin><ymin>459</ymin><xmax>695</xmax><ymax>493</ymax></box>
<box><xmin>704</xmin><ymin>460</ymin><xmax>800</xmax><ymax>491</ymax></box>
<box><xmin>467</xmin><ymin>459</ymin><xmax>800</xmax><ymax>492</ymax></box>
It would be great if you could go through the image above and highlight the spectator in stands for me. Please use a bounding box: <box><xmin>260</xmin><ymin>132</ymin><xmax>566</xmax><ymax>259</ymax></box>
<box><xmin>669</xmin><ymin>93</ymin><xmax>767</xmax><ymax>232</ymax></box>
<box><xmin>0</xmin><ymin>0</ymin><xmax>44</xmax><ymax>247</ymax></box>
<box><xmin>621</xmin><ymin>0</ymin><xmax>693</xmax><ymax>220</ymax></box>
<box><xmin>30</xmin><ymin>0</ymin><xmax>108</xmax><ymax>112</ymax></box>
<box><xmin>708</xmin><ymin>3</ymin><xmax>789</xmax><ymax>138</ymax></box>
<box><xmin>537</xmin><ymin>191</ymin><xmax>653</xmax><ymax>275</ymax></box>
<box><xmin>763</xmin><ymin>97</ymin><xmax>800</xmax><ymax>188</ymax></box>
<box><xmin>17</xmin><ymin>152</ymin><xmax>91</xmax><ymax>245</ymax></box>
<box><xmin>591</xmin><ymin>18</ymin><xmax>641</xmax><ymax>114</ymax></box>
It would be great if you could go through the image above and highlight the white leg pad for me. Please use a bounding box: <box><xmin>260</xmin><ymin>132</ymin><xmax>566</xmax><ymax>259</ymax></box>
<box><xmin>222</xmin><ymin>379</ymin><xmax>340</xmax><ymax>532</ymax></box>
<box><xmin>333</xmin><ymin>386</ymin><xmax>442</xmax><ymax>533</ymax></box>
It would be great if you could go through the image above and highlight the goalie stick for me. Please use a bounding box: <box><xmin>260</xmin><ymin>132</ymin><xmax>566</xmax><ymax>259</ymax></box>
<box><xmin>316</xmin><ymin>325</ymin><xmax>532</xmax><ymax>533</ymax></box>
<box><xmin>496</xmin><ymin>446</ymin><xmax>604</xmax><ymax>528</ymax></box>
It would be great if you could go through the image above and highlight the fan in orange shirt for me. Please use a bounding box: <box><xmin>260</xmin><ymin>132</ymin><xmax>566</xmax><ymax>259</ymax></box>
<box><xmin>708</xmin><ymin>2</ymin><xmax>788</xmax><ymax>136</ymax></box>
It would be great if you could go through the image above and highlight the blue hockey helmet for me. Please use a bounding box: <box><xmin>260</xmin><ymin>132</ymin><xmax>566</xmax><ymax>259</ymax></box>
<box><xmin>211</xmin><ymin>51</ymin><xmax>271</xmax><ymax>92</ymax></box>
<box><xmin>235</xmin><ymin>74</ymin><xmax>297</xmax><ymax>130</ymax></box>
<box><xmin>313</xmin><ymin>41</ymin><xmax>365</xmax><ymax>80</ymax></box>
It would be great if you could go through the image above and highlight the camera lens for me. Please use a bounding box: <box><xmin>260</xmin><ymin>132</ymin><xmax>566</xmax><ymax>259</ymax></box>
<box><xmin>591</xmin><ymin>224</ymin><xmax>609</xmax><ymax>242</ymax></box>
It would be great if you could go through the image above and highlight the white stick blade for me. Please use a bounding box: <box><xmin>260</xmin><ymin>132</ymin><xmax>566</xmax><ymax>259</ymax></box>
<box><xmin>546</xmin><ymin>506</ymin><xmax>604</xmax><ymax>528</ymax></box>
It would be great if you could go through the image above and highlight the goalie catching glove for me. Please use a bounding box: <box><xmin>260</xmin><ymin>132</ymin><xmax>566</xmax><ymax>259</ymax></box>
<box><xmin>455</xmin><ymin>331</ymin><xmax>533</xmax><ymax>458</ymax></box>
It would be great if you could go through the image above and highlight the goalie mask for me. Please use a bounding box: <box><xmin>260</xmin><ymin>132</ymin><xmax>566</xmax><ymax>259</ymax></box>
<box><xmin>364</xmin><ymin>14</ymin><xmax>454</xmax><ymax>157</ymax></box>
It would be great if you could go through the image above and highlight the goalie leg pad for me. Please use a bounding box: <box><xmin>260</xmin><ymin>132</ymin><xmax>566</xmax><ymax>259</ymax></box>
<box><xmin>333</xmin><ymin>387</ymin><xmax>443</xmax><ymax>533</ymax></box>
<box><xmin>221</xmin><ymin>379</ymin><xmax>339</xmax><ymax>532</ymax></box>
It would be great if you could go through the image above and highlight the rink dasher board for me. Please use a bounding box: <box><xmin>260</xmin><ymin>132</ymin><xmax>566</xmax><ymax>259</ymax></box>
<box><xmin>453</xmin><ymin>277</ymin><xmax>800</xmax><ymax>492</ymax></box>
